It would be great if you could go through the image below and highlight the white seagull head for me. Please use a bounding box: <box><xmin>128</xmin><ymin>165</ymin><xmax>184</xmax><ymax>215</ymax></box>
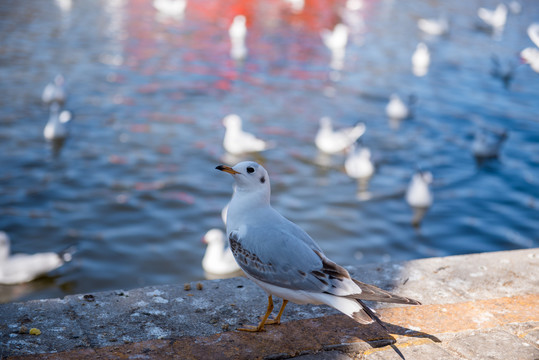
<box><xmin>203</xmin><ymin>228</ymin><xmax>226</xmax><ymax>245</ymax></box>
<box><xmin>223</xmin><ymin>114</ymin><xmax>242</xmax><ymax>129</ymax></box>
<box><xmin>216</xmin><ymin>161</ymin><xmax>270</xmax><ymax>197</ymax></box>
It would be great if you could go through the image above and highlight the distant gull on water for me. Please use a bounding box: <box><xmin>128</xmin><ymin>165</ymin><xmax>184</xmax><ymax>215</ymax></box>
<box><xmin>44</xmin><ymin>102</ymin><xmax>72</xmax><ymax>142</ymax></box>
<box><xmin>386</xmin><ymin>94</ymin><xmax>410</xmax><ymax>121</ymax></box>
<box><xmin>315</xmin><ymin>117</ymin><xmax>366</xmax><ymax>154</ymax></box>
<box><xmin>417</xmin><ymin>16</ymin><xmax>449</xmax><ymax>36</ymax></box>
<box><xmin>0</xmin><ymin>231</ymin><xmax>72</xmax><ymax>285</ymax></box>
<box><xmin>521</xmin><ymin>23</ymin><xmax>539</xmax><ymax>73</ymax></box>
<box><xmin>345</xmin><ymin>143</ymin><xmax>374</xmax><ymax>180</ymax></box>
<box><xmin>223</xmin><ymin>114</ymin><xmax>271</xmax><ymax>155</ymax></box>
<box><xmin>42</xmin><ymin>74</ymin><xmax>66</xmax><ymax>105</ymax></box>
<box><xmin>202</xmin><ymin>229</ymin><xmax>242</xmax><ymax>278</ymax></box>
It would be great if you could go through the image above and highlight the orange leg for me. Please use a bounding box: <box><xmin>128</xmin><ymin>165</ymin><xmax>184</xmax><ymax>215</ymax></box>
<box><xmin>238</xmin><ymin>295</ymin><xmax>274</xmax><ymax>332</ymax></box>
<box><xmin>265</xmin><ymin>299</ymin><xmax>288</xmax><ymax>325</ymax></box>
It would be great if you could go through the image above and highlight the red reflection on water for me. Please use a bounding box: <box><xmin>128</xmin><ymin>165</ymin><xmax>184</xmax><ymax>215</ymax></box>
<box><xmin>118</xmin><ymin>0</ymin><xmax>378</xmax><ymax>108</ymax></box>
<box><xmin>123</xmin><ymin>0</ymin><xmax>375</xmax><ymax>71</ymax></box>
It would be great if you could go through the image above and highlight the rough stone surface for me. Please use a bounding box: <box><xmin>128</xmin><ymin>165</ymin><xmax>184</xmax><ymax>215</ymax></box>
<box><xmin>292</xmin><ymin>351</ymin><xmax>352</xmax><ymax>360</ymax></box>
<box><xmin>0</xmin><ymin>248</ymin><xmax>538</xmax><ymax>359</ymax></box>
<box><xmin>364</xmin><ymin>342</ymin><xmax>460</xmax><ymax>360</ymax></box>
<box><xmin>443</xmin><ymin>329</ymin><xmax>539</xmax><ymax>360</ymax></box>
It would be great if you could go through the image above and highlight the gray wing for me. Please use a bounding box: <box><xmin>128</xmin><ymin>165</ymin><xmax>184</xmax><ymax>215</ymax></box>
<box><xmin>228</xmin><ymin>212</ymin><xmax>358</xmax><ymax>295</ymax></box>
<box><xmin>228</xmin><ymin>209</ymin><xmax>422</xmax><ymax>305</ymax></box>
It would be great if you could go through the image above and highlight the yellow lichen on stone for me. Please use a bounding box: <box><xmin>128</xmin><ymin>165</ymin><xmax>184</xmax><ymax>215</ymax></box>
<box><xmin>29</xmin><ymin>328</ymin><xmax>41</xmax><ymax>335</ymax></box>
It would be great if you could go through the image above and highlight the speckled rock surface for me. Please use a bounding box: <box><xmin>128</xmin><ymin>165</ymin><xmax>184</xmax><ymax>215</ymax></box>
<box><xmin>1</xmin><ymin>248</ymin><xmax>538</xmax><ymax>359</ymax></box>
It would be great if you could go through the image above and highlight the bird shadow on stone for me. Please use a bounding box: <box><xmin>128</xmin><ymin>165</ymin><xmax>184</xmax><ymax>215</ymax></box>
<box><xmin>320</xmin><ymin>318</ymin><xmax>441</xmax><ymax>360</ymax></box>
<box><xmin>383</xmin><ymin>322</ymin><xmax>441</xmax><ymax>343</ymax></box>
<box><xmin>363</xmin><ymin>321</ymin><xmax>441</xmax><ymax>360</ymax></box>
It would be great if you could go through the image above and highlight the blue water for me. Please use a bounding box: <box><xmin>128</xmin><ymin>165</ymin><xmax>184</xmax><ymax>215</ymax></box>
<box><xmin>1</xmin><ymin>0</ymin><xmax>538</xmax><ymax>303</ymax></box>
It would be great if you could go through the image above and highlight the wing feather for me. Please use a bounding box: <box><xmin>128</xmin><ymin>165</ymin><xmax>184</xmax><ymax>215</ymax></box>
<box><xmin>227</xmin><ymin>206</ymin><xmax>421</xmax><ymax>306</ymax></box>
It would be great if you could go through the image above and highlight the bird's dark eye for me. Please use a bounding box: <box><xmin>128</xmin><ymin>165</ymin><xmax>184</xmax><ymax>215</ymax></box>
<box><xmin>246</xmin><ymin>167</ymin><xmax>255</xmax><ymax>174</ymax></box>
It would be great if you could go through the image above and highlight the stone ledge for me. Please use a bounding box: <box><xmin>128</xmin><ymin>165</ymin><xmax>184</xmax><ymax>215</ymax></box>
<box><xmin>1</xmin><ymin>248</ymin><xmax>538</xmax><ymax>359</ymax></box>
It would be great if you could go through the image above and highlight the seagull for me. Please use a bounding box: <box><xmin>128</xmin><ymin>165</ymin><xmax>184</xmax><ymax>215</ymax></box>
<box><xmin>54</xmin><ymin>0</ymin><xmax>72</xmax><ymax>13</ymax></box>
<box><xmin>153</xmin><ymin>0</ymin><xmax>187</xmax><ymax>20</ymax></box>
<box><xmin>315</xmin><ymin>117</ymin><xmax>366</xmax><ymax>154</ymax></box>
<box><xmin>472</xmin><ymin>128</ymin><xmax>508</xmax><ymax>160</ymax></box>
<box><xmin>202</xmin><ymin>229</ymin><xmax>242</xmax><ymax>277</ymax></box>
<box><xmin>521</xmin><ymin>48</ymin><xmax>539</xmax><ymax>73</ymax></box>
<box><xmin>526</xmin><ymin>22</ymin><xmax>539</xmax><ymax>51</ymax></box>
<box><xmin>346</xmin><ymin>0</ymin><xmax>363</xmax><ymax>11</ymax></box>
<box><xmin>228</xmin><ymin>15</ymin><xmax>248</xmax><ymax>60</ymax></box>
<box><xmin>417</xmin><ymin>16</ymin><xmax>449</xmax><ymax>36</ymax></box>
<box><xmin>385</xmin><ymin>94</ymin><xmax>410</xmax><ymax>121</ymax></box>
<box><xmin>216</xmin><ymin>162</ymin><xmax>420</xmax><ymax>332</ymax></box>
<box><xmin>42</xmin><ymin>74</ymin><xmax>66</xmax><ymax>105</ymax></box>
<box><xmin>0</xmin><ymin>231</ymin><xmax>72</xmax><ymax>285</ymax></box>
<box><xmin>521</xmin><ymin>23</ymin><xmax>539</xmax><ymax>73</ymax></box>
<box><xmin>345</xmin><ymin>144</ymin><xmax>374</xmax><ymax>180</ymax></box>
<box><xmin>222</xmin><ymin>114</ymin><xmax>270</xmax><ymax>155</ymax></box>
<box><xmin>412</xmin><ymin>42</ymin><xmax>430</xmax><ymax>76</ymax></box>
<box><xmin>229</xmin><ymin>15</ymin><xmax>247</xmax><ymax>44</ymax></box>
<box><xmin>44</xmin><ymin>103</ymin><xmax>72</xmax><ymax>142</ymax></box>
<box><xmin>405</xmin><ymin>171</ymin><xmax>433</xmax><ymax>209</ymax></box>
<box><xmin>478</xmin><ymin>3</ymin><xmax>507</xmax><ymax>33</ymax></box>
<box><xmin>284</xmin><ymin>0</ymin><xmax>304</xmax><ymax>13</ymax></box>
<box><xmin>321</xmin><ymin>23</ymin><xmax>348</xmax><ymax>70</ymax></box>
<box><xmin>321</xmin><ymin>23</ymin><xmax>348</xmax><ymax>53</ymax></box>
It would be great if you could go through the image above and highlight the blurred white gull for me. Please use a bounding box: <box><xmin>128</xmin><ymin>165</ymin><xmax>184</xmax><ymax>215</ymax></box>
<box><xmin>385</xmin><ymin>94</ymin><xmax>410</xmax><ymax>120</ymax></box>
<box><xmin>315</xmin><ymin>117</ymin><xmax>366</xmax><ymax>154</ymax></box>
<box><xmin>223</xmin><ymin>114</ymin><xmax>270</xmax><ymax>155</ymax></box>
<box><xmin>527</xmin><ymin>23</ymin><xmax>539</xmax><ymax>47</ymax></box>
<box><xmin>229</xmin><ymin>15</ymin><xmax>247</xmax><ymax>44</ymax></box>
<box><xmin>412</xmin><ymin>42</ymin><xmax>430</xmax><ymax>76</ymax></box>
<box><xmin>321</xmin><ymin>23</ymin><xmax>348</xmax><ymax>70</ymax></box>
<box><xmin>472</xmin><ymin>128</ymin><xmax>508</xmax><ymax>160</ymax></box>
<box><xmin>229</xmin><ymin>15</ymin><xmax>248</xmax><ymax>61</ymax></box>
<box><xmin>406</xmin><ymin>171</ymin><xmax>433</xmax><ymax>209</ymax></box>
<box><xmin>417</xmin><ymin>16</ymin><xmax>449</xmax><ymax>36</ymax></box>
<box><xmin>153</xmin><ymin>0</ymin><xmax>187</xmax><ymax>20</ymax></box>
<box><xmin>521</xmin><ymin>47</ymin><xmax>539</xmax><ymax>72</ymax></box>
<box><xmin>42</xmin><ymin>74</ymin><xmax>66</xmax><ymax>105</ymax></box>
<box><xmin>44</xmin><ymin>103</ymin><xmax>72</xmax><ymax>142</ymax></box>
<box><xmin>202</xmin><ymin>229</ymin><xmax>241</xmax><ymax>277</ymax></box>
<box><xmin>284</xmin><ymin>0</ymin><xmax>304</xmax><ymax>13</ymax></box>
<box><xmin>521</xmin><ymin>23</ymin><xmax>539</xmax><ymax>73</ymax></box>
<box><xmin>345</xmin><ymin>144</ymin><xmax>374</xmax><ymax>179</ymax></box>
<box><xmin>478</xmin><ymin>3</ymin><xmax>507</xmax><ymax>33</ymax></box>
<box><xmin>54</xmin><ymin>0</ymin><xmax>72</xmax><ymax>13</ymax></box>
<box><xmin>346</xmin><ymin>0</ymin><xmax>364</xmax><ymax>11</ymax></box>
<box><xmin>321</xmin><ymin>23</ymin><xmax>348</xmax><ymax>52</ymax></box>
<box><xmin>0</xmin><ymin>231</ymin><xmax>71</xmax><ymax>285</ymax></box>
